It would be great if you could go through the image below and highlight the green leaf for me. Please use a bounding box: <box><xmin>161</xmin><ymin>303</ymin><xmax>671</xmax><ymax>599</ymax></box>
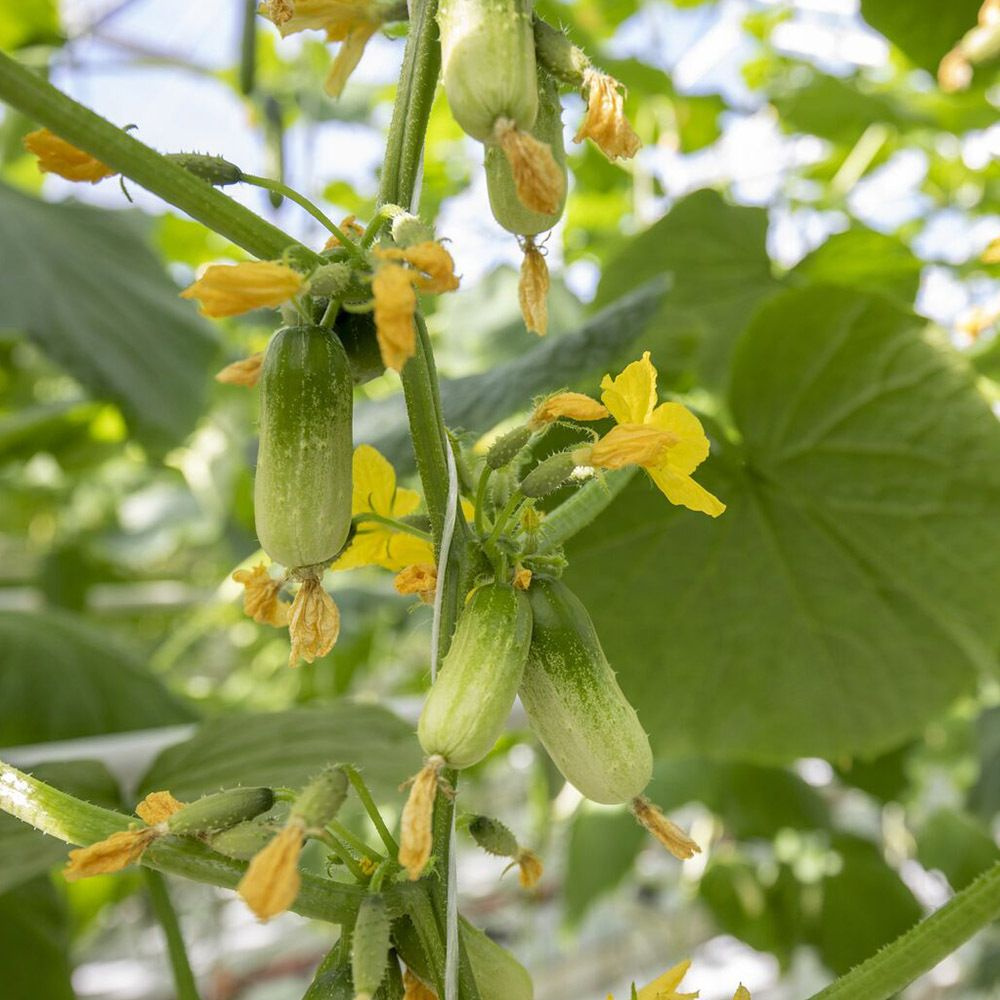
<box><xmin>0</xmin><ymin>877</ymin><xmax>74</xmax><ymax>1000</ymax></box>
<box><xmin>566</xmin><ymin>287</ymin><xmax>1000</xmax><ymax>760</ymax></box>
<box><xmin>0</xmin><ymin>760</ymin><xmax>121</xmax><ymax>895</ymax></box>
<box><xmin>0</xmin><ymin>608</ymin><xmax>195</xmax><ymax>745</ymax></box>
<box><xmin>0</xmin><ymin>184</ymin><xmax>219</xmax><ymax>452</ymax></box>
<box><xmin>916</xmin><ymin>808</ymin><xmax>1000</xmax><ymax>891</ymax></box>
<box><xmin>813</xmin><ymin>834</ymin><xmax>922</xmax><ymax>975</ymax></box>
<box><xmin>137</xmin><ymin>703</ymin><xmax>421</xmax><ymax>800</ymax></box>
<box><xmin>860</xmin><ymin>0</ymin><xmax>982</xmax><ymax>72</ymax></box>
<box><xmin>563</xmin><ymin>807</ymin><xmax>645</xmax><ymax>925</ymax></box>
<box><xmin>968</xmin><ymin>706</ymin><xmax>1000</xmax><ymax>822</ymax></box>
<box><xmin>771</xmin><ymin>74</ymin><xmax>917</xmax><ymax>144</ymax></box>
<box><xmin>593</xmin><ymin>189</ymin><xmax>782</xmax><ymax>386</ymax></box>
<box><xmin>790</xmin><ymin>227</ymin><xmax>923</xmax><ymax>307</ymax></box>
<box><xmin>358</xmin><ymin>280</ymin><xmax>666</xmax><ymax>465</ymax></box>
<box><xmin>834</xmin><ymin>742</ymin><xmax>913</xmax><ymax>803</ymax></box>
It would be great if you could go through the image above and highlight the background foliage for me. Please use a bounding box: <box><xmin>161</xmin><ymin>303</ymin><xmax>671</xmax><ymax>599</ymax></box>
<box><xmin>0</xmin><ymin>0</ymin><xmax>998</xmax><ymax>997</ymax></box>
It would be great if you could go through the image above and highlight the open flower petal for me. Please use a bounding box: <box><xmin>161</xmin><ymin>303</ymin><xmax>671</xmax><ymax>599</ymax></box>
<box><xmin>600</xmin><ymin>351</ymin><xmax>657</xmax><ymax>424</ymax></box>
<box><xmin>637</xmin><ymin>959</ymin><xmax>698</xmax><ymax>1000</ymax></box>
<box><xmin>647</xmin><ymin>401</ymin><xmax>711</xmax><ymax>476</ymax></box>
<box><xmin>647</xmin><ymin>465</ymin><xmax>726</xmax><ymax>518</ymax></box>
<box><xmin>585</xmin><ymin>423</ymin><xmax>678</xmax><ymax>470</ymax></box>
<box><xmin>180</xmin><ymin>262</ymin><xmax>305</xmax><ymax>318</ymax></box>
<box><xmin>325</xmin><ymin>20</ymin><xmax>379</xmax><ymax>96</ymax></box>
<box><xmin>23</xmin><ymin>128</ymin><xmax>117</xmax><ymax>183</ymax></box>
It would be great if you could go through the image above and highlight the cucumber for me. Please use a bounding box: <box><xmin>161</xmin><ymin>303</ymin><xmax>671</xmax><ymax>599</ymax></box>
<box><xmin>521</xmin><ymin>578</ymin><xmax>652</xmax><ymax>804</ymax></box>
<box><xmin>254</xmin><ymin>325</ymin><xmax>353</xmax><ymax>570</ymax></box>
<box><xmin>485</xmin><ymin>68</ymin><xmax>566</xmax><ymax>236</ymax></box>
<box><xmin>166</xmin><ymin>787</ymin><xmax>274</xmax><ymax>836</ymax></box>
<box><xmin>417</xmin><ymin>583</ymin><xmax>532</xmax><ymax>769</ymax></box>
<box><xmin>352</xmin><ymin>894</ymin><xmax>391</xmax><ymax>1000</ymax></box>
<box><xmin>438</xmin><ymin>0</ymin><xmax>538</xmax><ymax>142</ymax></box>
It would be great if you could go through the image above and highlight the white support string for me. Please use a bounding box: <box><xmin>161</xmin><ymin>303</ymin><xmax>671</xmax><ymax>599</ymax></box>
<box><xmin>429</xmin><ymin>438</ymin><xmax>461</xmax><ymax>1000</ymax></box>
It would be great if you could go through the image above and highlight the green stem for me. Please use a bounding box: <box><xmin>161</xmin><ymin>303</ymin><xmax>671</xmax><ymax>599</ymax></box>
<box><xmin>486</xmin><ymin>490</ymin><xmax>524</xmax><ymax>550</ymax></box>
<box><xmin>807</xmin><ymin>861</ymin><xmax>1000</xmax><ymax>1000</ymax></box>
<box><xmin>239</xmin><ymin>0</ymin><xmax>258</xmax><ymax>96</ymax></box>
<box><xmin>342</xmin><ymin>765</ymin><xmax>400</xmax><ymax>856</ymax></box>
<box><xmin>377</xmin><ymin>0</ymin><xmax>441</xmax><ymax>212</ymax></box>
<box><xmin>0</xmin><ymin>51</ymin><xmax>318</xmax><ymax>264</ymax></box>
<box><xmin>536</xmin><ymin>468</ymin><xmax>636</xmax><ymax>551</ymax></box>
<box><xmin>0</xmin><ymin>761</ymin><xmax>366</xmax><ymax>924</ymax></box>
<box><xmin>474</xmin><ymin>466</ymin><xmax>492</xmax><ymax>536</ymax></box>
<box><xmin>354</xmin><ymin>512</ymin><xmax>432</xmax><ymax>541</ymax></box>
<box><xmin>241</xmin><ymin>174</ymin><xmax>365</xmax><ymax>261</ymax></box>
<box><xmin>326</xmin><ymin>817</ymin><xmax>383</xmax><ymax>864</ymax></box>
<box><xmin>318</xmin><ymin>828</ymin><xmax>369</xmax><ymax>882</ymax></box>
<box><xmin>143</xmin><ymin>869</ymin><xmax>202</xmax><ymax>1000</ymax></box>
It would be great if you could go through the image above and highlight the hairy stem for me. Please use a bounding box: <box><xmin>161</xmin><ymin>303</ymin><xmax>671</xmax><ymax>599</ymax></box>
<box><xmin>807</xmin><ymin>861</ymin><xmax>1000</xmax><ymax>1000</ymax></box>
<box><xmin>0</xmin><ymin>50</ymin><xmax>318</xmax><ymax>264</ymax></box>
<box><xmin>143</xmin><ymin>869</ymin><xmax>202</xmax><ymax>1000</ymax></box>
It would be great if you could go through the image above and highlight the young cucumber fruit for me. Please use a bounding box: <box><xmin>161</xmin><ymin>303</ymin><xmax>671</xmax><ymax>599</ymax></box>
<box><xmin>485</xmin><ymin>68</ymin><xmax>567</xmax><ymax>236</ymax></box>
<box><xmin>521</xmin><ymin>578</ymin><xmax>653</xmax><ymax>804</ymax></box>
<box><xmin>254</xmin><ymin>325</ymin><xmax>353</xmax><ymax>570</ymax></box>
<box><xmin>418</xmin><ymin>582</ymin><xmax>532</xmax><ymax>769</ymax></box>
<box><xmin>438</xmin><ymin>0</ymin><xmax>538</xmax><ymax>142</ymax></box>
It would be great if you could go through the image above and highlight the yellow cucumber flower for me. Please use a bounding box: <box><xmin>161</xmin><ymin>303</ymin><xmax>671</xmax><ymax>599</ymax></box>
<box><xmin>64</xmin><ymin>791</ymin><xmax>185</xmax><ymax>881</ymax></box>
<box><xmin>180</xmin><ymin>261</ymin><xmax>306</xmax><ymax>318</ymax></box>
<box><xmin>288</xmin><ymin>572</ymin><xmax>340</xmax><ymax>666</ymax></box>
<box><xmin>23</xmin><ymin>128</ymin><xmax>117</xmax><ymax>183</ymax></box>
<box><xmin>530</xmin><ymin>391</ymin><xmax>609</xmax><ymax>427</ymax></box>
<box><xmin>261</xmin><ymin>0</ymin><xmax>388</xmax><ymax>97</ymax></box>
<box><xmin>394</xmin><ymin>563</ymin><xmax>438</xmax><ymax>604</ymax></box>
<box><xmin>371</xmin><ymin>242</ymin><xmax>460</xmax><ymax>371</ymax></box>
<box><xmin>332</xmin><ymin>445</ymin><xmax>436</xmax><ymax>571</ymax></box>
<box><xmin>237</xmin><ymin>815</ymin><xmax>306</xmax><ymax>920</ymax></box>
<box><xmin>233</xmin><ymin>563</ymin><xmax>291</xmax><ymax>627</ymax></box>
<box><xmin>587</xmin><ymin>352</ymin><xmax>725</xmax><ymax>518</ymax></box>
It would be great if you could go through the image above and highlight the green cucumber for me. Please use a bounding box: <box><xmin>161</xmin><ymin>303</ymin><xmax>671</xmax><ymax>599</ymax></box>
<box><xmin>352</xmin><ymin>894</ymin><xmax>391</xmax><ymax>1000</ymax></box>
<box><xmin>485</xmin><ymin>68</ymin><xmax>566</xmax><ymax>235</ymax></box>
<box><xmin>254</xmin><ymin>325</ymin><xmax>353</xmax><ymax>569</ymax></box>
<box><xmin>418</xmin><ymin>583</ymin><xmax>532</xmax><ymax>769</ymax></box>
<box><xmin>438</xmin><ymin>0</ymin><xmax>538</xmax><ymax>142</ymax></box>
<box><xmin>167</xmin><ymin>787</ymin><xmax>274</xmax><ymax>836</ymax></box>
<box><xmin>521</xmin><ymin>578</ymin><xmax>652</xmax><ymax>804</ymax></box>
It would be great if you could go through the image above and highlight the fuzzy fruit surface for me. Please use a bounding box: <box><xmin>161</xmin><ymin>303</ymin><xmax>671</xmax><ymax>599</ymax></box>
<box><xmin>521</xmin><ymin>578</ymin><xmax>653</xmax><ymax>804</ymax></box>
<box><xmin>485</xmin><ymin>68</ymin><xmax>566</xmax><ymax>235</ymax></box>
<box><xmin>254</xmin><ymin>325</ymin><xmax>353</xmax><ymax>569</ymax></box>
<box><xmin>439</xmin><ymin>0</ymin><xmax>538</xmax><ymax>142</ymax></box>
<box><xmin>418</xmin><ymin>582</ymin><xmax>532</xmax><ymax>768</ymax></box>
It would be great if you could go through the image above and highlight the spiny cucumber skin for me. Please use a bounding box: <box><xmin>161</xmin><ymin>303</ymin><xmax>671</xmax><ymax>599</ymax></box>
<box><xmin>351</xmin><ymin>894</ymin><xmax>391</xmax><ymax>999</ymax></box>
<box><xmin>438</xmin><ymin>0</ymin><xmax>539</xmax><ymax>142</ymax></box>
<box><xmin>485</xmin><ymin>68</ymin><xmax>566</xmax><ymax>235</ymax></box>
<box><xmin>418</xmin><ymin>583</ymin><xmax>532</xmax><ymax>769</ymax></box>
<box><xmin>521</xmin><ymin>578</ymin><xmax>652</xmax><ymax>804</ymax></box>
<box><xmin>166</xmin><ymin>787</ymin><xmax>275</xmax><ymax>836</ymax></box>
<box><xmin>254</xmin><ymin>325</ymin><xmax>353</xmax><ymax>570</ymax></box>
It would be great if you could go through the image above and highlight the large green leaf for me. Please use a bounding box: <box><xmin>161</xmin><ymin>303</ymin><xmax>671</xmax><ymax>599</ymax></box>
<box><xmin>137</xmin><ymin>703</ymin><xmax>421</xmax><ymax>800</ymax></box>
<box><xmin>566</xmin><ymin>287</ymin><xmax>1000</xmax><ymax>760</ymax></box>
<box><xmin>0</xmin><ymin>0</ymin><xmax>61</xmax><ymax>49</ymax></box>
<box><xmin>790</xmin><ymin>227</ymin><xmax>923</xmax><ymax>307</ymax></box>
<box><xmin>593</xmin><ymin>189</ymin><xmax>782</xmax><ymax>386</ymax></box>
<box><xmin>0</xmin><ymin>184</ymin><xmax>218</xmax><ymax>452</ymax></box>
<box><xmin>358</xmin><ymin>281</ymin><xmax>666</xmax><ymax>464</ymax></box>
<box><xmin>0</xmin><ymin>760</ymin><xmax>121</xmax><ymax>895</ymax></box>
<box><xmin>860</xmin><ymin>0</ymin><xmax>982</xmax><ymax>72</ymax></box>
<box><xmin>0</xmin><ymin>877</ymin><xmax>74</xmax><ymax>1000</ymax></box>
<box><xmin>916</xmin><ymin>808</ymin><xmax>1000</xmax><ymax>891</ymax></box>
<box><xmin>0</xmin><ymin>609</ymin><xmax>195</xmax><ymax>745</ymax></box>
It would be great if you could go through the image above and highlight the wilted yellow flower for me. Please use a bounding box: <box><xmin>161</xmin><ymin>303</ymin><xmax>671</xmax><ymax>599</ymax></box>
<box><xmin>372</xmin><ymin>262</ymin><xmax>419</xmax><ymax>371</ymax></box>
<box><xmin>513</xmin><ymin>565</ymin><xmax>532</xmax><ymax>591</ymax></box>
<box><xmin>237</xmin><ymin>817</ymin><xmax>306</xmax><ymax>920</ymax></box>
<box><xmin>530</xmin><ymin>391</ymin><xmax>609</xmax><ymax>427</ymax></box>
<box><xmin>332</xmin><ymin>445</ymin><xmax>436</xmax><ymax>572</ymax></box>
<box><xmin>630</xmin><ymin>796</ymin><xmax>700</xmax><ymax>861</ymax></box>
<box><xmin>23</xmin><ymin>128</ymin><xmax>117</xmax><ymax>183</ymax></box>
<box><xmin>399</xmin><ymin>755</ymin><xmax>445</xmax><ymax>880</ymax></box>
<box><xmin>180</xmin><ymin>261</ymin><xmax>305</xmax><ymax>318</ymax></box>
<box><xmin>403</xmin><ymin>968</ymin><xmax>438</xmax><ymax>1000</ymax></box>
<box><xmin>64</xmin><ymin>790</ymin><xmax>184</xmax><ymax>881</ymax></box>
<box><xmin>233</xmin><ymin>563</ymin><xmax>291</xmax><ymax>627</ymax></box>
<box><xmin>378</xmin><ymin>242</ymin><xmax>460</xmax><ymax>294</ymax></box>
<box><xmin>395</xmin><ymin>563</ymin><xmax>438</xmax><ymax>604</ymax></box>
<box><xmin>519</xmin><ymin>238</ymin><xmax>550</xmax><ymax>335</ymax></box>
<box><xmin>515</xmin><ymin>848</ymin><xmax>543</xmax><ymax>888</ymax></box>
<box><xmin>371</xmin><ymin>243</ymin><xmax>459</xmax><ymax>371</ymax></box>
<box><xmin>288</xmin><ymin>574</ymin><xmax>340</xmax><ymax>666</ymax></box>
<box><xmin>215</xmin><ymin>352</ymin><xmax>264</xmax><ymax>387</ymax></box>
<box><xmin>574</xmin><ymin>70</ymin><xmax>642</xmax><ymax>161</ymax></box>
<box><xmin>494</xmin><ymin>118</ymin><xmax>565</xmax><ymax>215</ymax></box>
<box><xmin>596</xmin><ymin>353</ymin><xmax>725</xmax><ymax>518</ymax></box>
<box><xmin>135</xmin><ymin>790</ymin><xmax>185</xmax><ymax>825</ymax></box>
<box><xmin>261</xmin><ymin>0</ymin><xmax>387</xmax><ymax>97</ymax></box>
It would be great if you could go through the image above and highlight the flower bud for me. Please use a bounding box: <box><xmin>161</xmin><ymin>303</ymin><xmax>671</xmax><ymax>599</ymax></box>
<box><xmin>292</xmin><ymin>766</ymin><xmax>349</xmax><ymax>829</ymax></box>
<box><xmin>519</xmin><ymin>452</ymin><xmax>577</xmax><ymax>498</ymax></box>
<box><xmin>165</xmin><ymin>152</ymin><xmax>243</xmax><ymax>186</ymax></box>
